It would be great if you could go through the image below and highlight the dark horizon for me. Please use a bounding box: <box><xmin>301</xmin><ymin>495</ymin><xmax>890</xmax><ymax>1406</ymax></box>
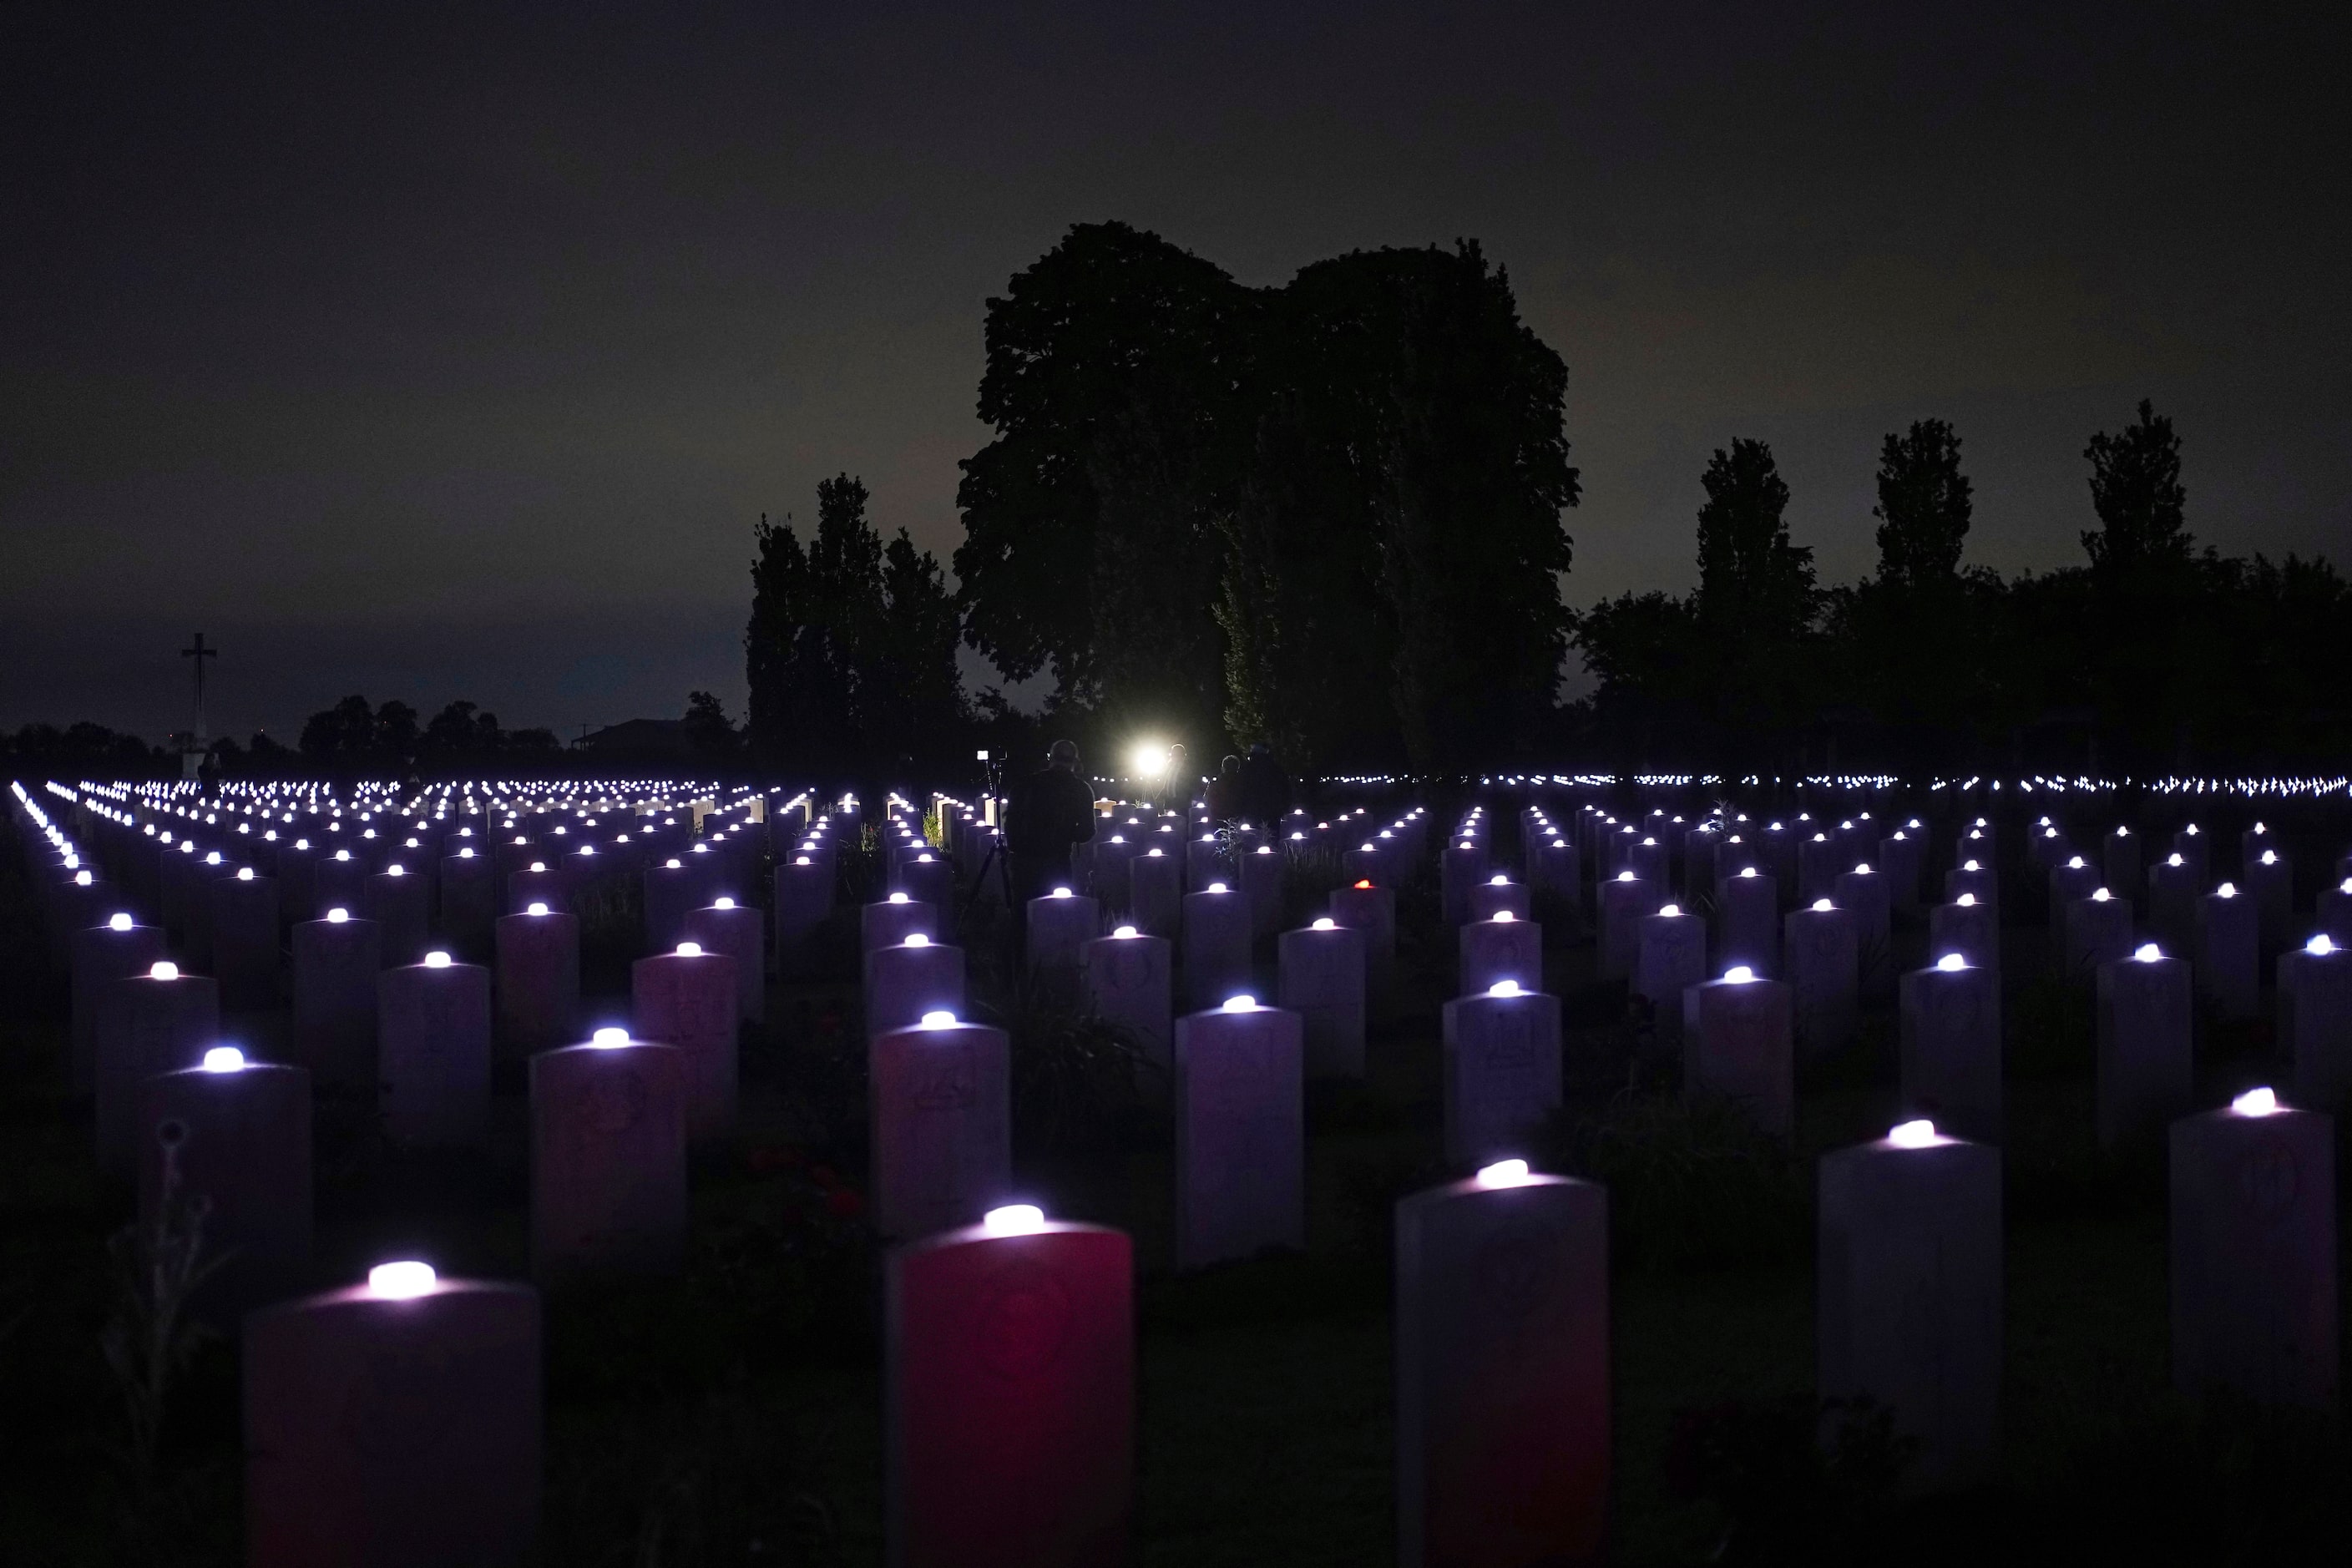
<box><xmin>8</xmin><ymin>2</ymin><xmax>2350</xmax><ymax>741</ymax></box>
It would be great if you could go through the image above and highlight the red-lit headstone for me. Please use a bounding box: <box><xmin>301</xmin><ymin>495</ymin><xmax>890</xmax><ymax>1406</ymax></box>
<box><xmin>887</xmin><ymin>1211</ymin><xmax>1133</xmax><ymax>1568</ymax></box>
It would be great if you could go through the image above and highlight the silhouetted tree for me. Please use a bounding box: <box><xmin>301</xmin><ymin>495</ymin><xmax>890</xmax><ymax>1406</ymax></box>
<box><xmin>1221</xmin><ymin>243</ymin><xmax>1577</xmax><ymax>771</ymax></box>
<box><xmin>2083</xmin><ymin>399</ymin><xmax>2191</xmax><ymax>574</ymax></box>
<box><xmin>298</xmin><ymin>695</ymin><xmax>378</xmax><ymax>762</ymax></box>
<box><xmin>1693</xmin><ymin>439</ymin><xmax>1817</xmax><ymax>745</ymax></box>
<box><xmin>954</xmin><ymin>221</ymin><xmax>1253</xmax><ymax>751</ymax></box>
<box><xmin>1873</xmin><ymin>419</ymin><xmax>1971</xmax><ymax>588</ymax></box>
<box><xmin>870</xmin><ymin>529</ymin><xmax>966</xmax><ymax>771</ymax></box>
<box><xmin>746</xmin><ymin>478</ymin><xmax>964</xmax><ymax>776</ymax></box>
<box><xmin>681</xmin><ymin>690</ymin><xmax>739</xmax><ymax>761</ymax></box>
<box><xmin>422</xmin><ymin>701</ymin><xmax>502</xmax><ymax>758</ymax></box>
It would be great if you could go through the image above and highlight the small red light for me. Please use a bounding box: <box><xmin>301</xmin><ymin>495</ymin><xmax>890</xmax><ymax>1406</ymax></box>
<box><xmin>1353</xmin><ymin>879</ymin><xmax>1373</xmax><ymax>890</ymax></box>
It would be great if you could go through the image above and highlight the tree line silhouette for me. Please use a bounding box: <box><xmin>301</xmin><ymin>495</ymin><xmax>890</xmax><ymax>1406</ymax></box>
<box><xmin>1576</xmin><ymin>402</ymin><xmax>2352</xmax><ymax>774</ymax></box>
<box><xmin>10</xmin><ymin>223</ymin><xmax>2345</xmax><ymax>782</ymax></box>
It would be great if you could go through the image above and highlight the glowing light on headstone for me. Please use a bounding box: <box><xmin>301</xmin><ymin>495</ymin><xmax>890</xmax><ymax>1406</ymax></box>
<box><xmin>1724</xmin><ymin>965</ymin><xmax>1755</xmax><ymax>983</ymax></box>
<box><xmin>2232</xmin><ymin>1086</ymin><xmax>2279</xmax><ymax>1117</ymax></box>
<box><xmin>424</xmin><ymin>950</ymin><xmax>452</xmax><ymax>969</ymax></box>
<box><xmin>1475</xmin><ymin>1158</ymin><xmax>1535</xmax><ymax>1188</ymax></box>
<box><xmin>2309</xmin><ymin>933</ymin><xmax>2336</xmax><ymax>956</ymax></box>
<box><xmin>202</xmin><ymin>1046</ymin><xmax>245</xmax><ymax>1073</ymax></box>
<box><xmin>367</xmin><ymin>1261</ymin><xmax>438</xmax><ymax>1298</ymax></box>
<box><xmin>1887</xmin><ymin>1119</ymin><xmax>1940</xmax><ymax>1148</ymax></box>
<box><xmin>2136</xmin><ymin>943</ymin><xmax>2162</xmax><ymax>962</ymax></box>
<box><xmin>1937</xmin><ymin>953</ymin><xmax>1968</xmax><ymax>971</ymax></box>
<box><xmin>1222</xmin><ymin>994</ymin><xmax>1257</xmax><ymax>1012</ymax></box>
<box><xmin>1113</xmin><ymin>924</ymin><xmax>1139</xmax><ymax>939</ymax></box>
<box><xmin>920</xmin><ymin>1009</ymin><xmax>957</xmax><ymax>1028</ymax></box>
<box><xmin>109</xmin><ymin>912</ymin><xmax>134</xmax><ymax>931</ymax></box>
<box><xmin>1487</xmin><ymin>979</ymin><xmax>1523</xmax><ymax>997</ymax></box>
<box><xmin>983</xmin><ymin>1204</ymin><xmax>1045</xmax><ymax>1235</ymax></box>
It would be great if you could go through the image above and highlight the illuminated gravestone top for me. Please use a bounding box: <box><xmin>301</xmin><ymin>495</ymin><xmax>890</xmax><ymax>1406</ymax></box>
<box><xmin>530</xmin><ymin>1029</ymin><xmax>687</xmax><ymax>1281</ymax></box>
<box><xmin>1173</xmin><ymin>998</ymin><xmax>1305</xmax><ymax>1268</ymax></box>
<box><xmin>243</xmin><ymin>1263</ymin><xmax>542</xmax><ymax>1565</ymax></box>
<box><xmin>869</xmin><ymin>1014</ymin><xmax>1012</xmax><ymax>1240</ymax></box>
<box><xmin>1395</xmin><ymin>1160</ymin><xmax>1608</xmax><ymax>1565</ymax></box>
<box><xmin>2170</xmin><ymin>1087</ymin><xmax>2339</xmax><ymax>1409</ymax></box>
<box><xmin>885</xmin><ymin>1208</ymin><xmax>1134</xmax><ymax>1565</ymax></box>
<box><xmin>1442</xmin><ymin>979</ymin><xmax>1564</xmax><ymax>1166</ymax></box>
<box><xmin>1818</xmin><ymin>1120</ymin><xmax>2002</xmax><ymax>1490</ymax></box>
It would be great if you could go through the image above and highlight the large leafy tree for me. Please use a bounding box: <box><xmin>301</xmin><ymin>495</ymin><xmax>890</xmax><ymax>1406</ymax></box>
<box><xmin>1223</xmin><ymin>243</ymin><xmax>1578</xmax><ymax>770</ymax></box>
<box><xmin>957</xmin><ymin>225</ymin><xmax>1577</xmax><ymax>771</ymax></box>
<box><xmin>953</xmin><ymin>221</ymin><xmax>1252</xmax><ymax>751</ymax></box>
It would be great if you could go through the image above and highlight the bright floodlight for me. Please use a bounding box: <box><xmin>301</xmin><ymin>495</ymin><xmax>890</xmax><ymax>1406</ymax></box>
<box><xmin>150</xmin><ymin>961</ymin><xmax>179</xmax><ymax>980</ymax></box>
<box><xmin>201</xmin><ymin>1046</ymin><xmax>246</xmax><ymax>1073</ymax></box>
<box><xmin>367</xmin><ymin>1261</ymin><xmax>438</xmax><ymax>1299</ymax></box>
<box><xmin>983</xmin><ymin>1204</ymin><xmax>1046</xmax><ymax>1236</ymax></box>
<box><xmin>1475</xmin><ymin>1158</ymin><xmax>1535</xmax><ymax>1188</ymax></box>
<box><xmin>1488</xmin><ymin>979</ymin><xmax>1523</xmax><ymax>997</ymax></box>
<box><xmin>1313</xmin><ymin>917</ymin><xmax>1335</xmax><ymax>930</ymax></box>
<box><xmin>1222</xmin><ymin>994</ymin><xmax>1257</xmax><ymax>1011</ymax></box>
<box><xmin>2309</xmin><ymin>933</ymin><xmax>2336</xmax><ymax>956</ymax></box>
<box><xmin>1113</xmin><ymin>924</ymin><xmax>1139</xmax><ymax>939</ymax></box>
<box><xmin>1130</xmin><ymin>742</ymin><xmax>1169</xmax><ymax>777</ymax></box>
<box><xmin>109</xmin><ymin>913</ymin><xmax>134</xmax><ymax>931</ymax></box>
<box><xmin>2135</xmin><ymin>943</ymin><xmax>2162</xmax><ymax>962</ymax></box>
<box><xmin>591</xmin><ymin>1027</ymin><xmax>630</xmax><ymax>1047</ymax></box>
<box><xmin>903</xmin><ymin>933</ymin><xmax>929</xmax><ymax>948</ymax></box>
<box><xmin>920</xmin><ymin>1009</ymin><xmax>957</xmax><ymax>1028</ymax></box>
<box><xmin>424</xmin><ymin>950</ymin><xmax>452</xmax><ymax>969</ymax></box>
<box><xmin>1888</xmin><ymin>1119</ymin><xmax>1940</xmax><ymax>1148</ymax></box>
<box><xmin>2233</xmin><ymin>1086</ymin><xmax>2280</xmax><ymax>1117</ymax></box>
<box><xmin>527</xmin><ymin>901</ymin><xmax>550</xmax><ymax>917</ymax></box>
<box><xmin>1937</xmin><ymin>953</ymin><xmax>1967</xmax><ymax>972</ymax></box>
<box><xmin>1723</xmin><ymin>965</ymin><xmax>1755</xmax><ymax>984</ymax></box>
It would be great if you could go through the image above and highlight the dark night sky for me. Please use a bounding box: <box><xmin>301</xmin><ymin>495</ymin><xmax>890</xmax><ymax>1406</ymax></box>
<box><xmin>6</xmin><ymin>2</ymin><xmax>2348</xmax><ymax>741</ymax></box>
